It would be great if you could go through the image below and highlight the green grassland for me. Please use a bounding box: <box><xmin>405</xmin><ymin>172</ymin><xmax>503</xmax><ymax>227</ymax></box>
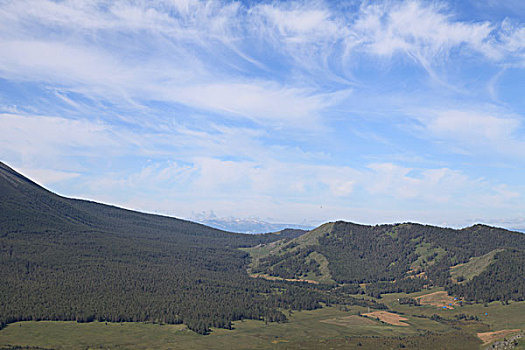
<box><xmin>3</xmin><ymin>288</ymin><xmax>522</xmax><ymax>349</ymax></box>
<box><xmin>243</xmin><ymin>223</ymin><xmax>335</xmax><ymax>283</ymax></box>
<box><xmin>0</xmin><ymin>309</ymin><xmax>475</xmax><ymax>350</ymax></box>
<box><xmin>303</xmin><ymin>251</ymin><xmax>334</xmax><ymax>284</ymax></box>
<box><xmin>410</xmin><ymin>241</ymin><xmax>447</xmax><ymax>271</ymax></box>
<box><xmin>450</xmin><ymin>249</ymin><xmax>503</xmax><ymax>282</ymax></box>
<box><xmin>244</xmin><ymin>223</ymin><xmax>334</xmax><ymax>261</ymax></box>
<box><xmin>380</xmin><ymin>288</ymin><xmax>525</xmax><ymax>330</ymax></box>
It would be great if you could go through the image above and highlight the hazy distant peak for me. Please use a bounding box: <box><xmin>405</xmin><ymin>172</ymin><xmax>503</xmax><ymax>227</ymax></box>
<box><xmin>191</xmin><ymin>213</ymin><xmax>314</xmax><ymax>234</ymax></box>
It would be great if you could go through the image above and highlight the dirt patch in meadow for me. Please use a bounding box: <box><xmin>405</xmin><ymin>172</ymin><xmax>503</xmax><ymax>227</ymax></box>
<box><xmin>477</xmin><ymin>329</ymin><xmax>522</xmax><ymax>345</ymax></box>
<box><xmin>321</xmin><ymin>315</ymin><xmax>377</xmax><ymax>327</ymax></box>
<box><xmin>362</xmin><ymin>311</ymin><xmax>409</xmax><ymax>326</ymax></box>
<box><xmin>249</xmin><ymin>273</ymin><xmax>319</xmax><ymax>284</ymax></box>
<box><xmin>416</xmin><ymin>291</ymin><xmax>457</xmax><ymax>309</ymax></box>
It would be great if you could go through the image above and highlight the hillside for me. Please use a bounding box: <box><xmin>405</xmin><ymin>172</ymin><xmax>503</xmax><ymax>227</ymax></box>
<box><xmin>248</xmin><ymin>221</ymin><xmax>525</xmax><ymax>300</ymax></box>
<box><xmin>0</xmin><ymin>162</ymin><xmax>298</xmax><ymax>247</ymax></box>
<box><xmin>1</xmin><ymin>162</ymin><xmax>362</xmax><ymax>334</ymax></box>
<box><xmin>1</xmin><ymin>160</ymin><xmax>524</xmax><ymax>343</ymax></box>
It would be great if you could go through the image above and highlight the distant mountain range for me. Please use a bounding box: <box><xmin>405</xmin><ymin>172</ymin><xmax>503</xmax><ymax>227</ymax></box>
<box><xmin>191</xmin><ymin>213</ymin><xmax>313</xmax><ymax>233</ymax></box>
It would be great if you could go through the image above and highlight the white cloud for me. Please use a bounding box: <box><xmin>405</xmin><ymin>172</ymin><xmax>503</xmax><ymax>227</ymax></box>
<box><xmin>0</xmin><ymin>0</ymin><xmax>240</xmax><ymax>39</ymax></box>
<box><xmin>363</xmin><ymin>162</ymin><xmax>523</xmax><ymax>215</ymax></box>
<box><xmin>79</xmin><ymin>158</ymin><xmax>521</xmax><ymax>228</ymax></box>
<box><xmin>353</xmin><ymin>1</ymin><xmax>496</xmax><ymax>64</ymax></box>
<box><xmin>162</xmin><ymin>83</ymin><xmax>348</xmax><ymax>126</ymax></box>
<box><xmin>0</xmin><ymin>0</ymin><xmax>523</xmax><ymax>128</ymax></box>
<box><xmin>365</xmin><ymin>163</ymin><xmax>471</xmax><ymax>202</ymax></box>
<box><xmin>0</xmin><ymin>113</ymin><xmax>120</xmax><ymax>160</ymax></box>
<box><xmin>0</xmin><ymin>39</ymin><xmax>338</xmax><ymax>127</ymax></box>
<box><xmin>427</xmin><ymin>110</ymin><xmax>518</xmax><ymax>140</ymax></box>
<box><xmin>3</xmin><ymin>111</ymin><xmax>517</xmax><ymax>217</ymax></box>
<box><xmin>254</xmin><ymin>4</ymin><xmax>344</xmax><ymax>44</ymax></box>
<box><xmin>497</xmin><ymin>20</ymin><xmax>525</xmax><ymax>66</ymax></box>
<box><xmin>415</xmin><ymin>109</ymin><xmax>525</xmax><ymax>156</ymax></box>
<box><xmin>0</xmin><ymin>1</ymin><xmax>337</xmax><ymax>127</ymax></box>
<box><xmin>0</xmin><ymin>40</ymin><xmax>132</xmax><ymax>86</ymax></box>
<box><xmin>81</xmin><ymin>156</ymin><xmax>360</xmax><ymax>206</ymax></box>
<box><xmin>88</xmin><ymin>161</ymin><xmax>197</xmax><ymax>194</ymax></box>
<box><xmin>14</xmin><ymin>167</ymin><xmax>80</xmax><ymax>186</ymax></box>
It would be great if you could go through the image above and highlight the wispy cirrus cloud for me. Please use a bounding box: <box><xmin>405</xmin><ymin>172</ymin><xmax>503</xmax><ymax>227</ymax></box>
<box><xmin>352</xmin><ymin>1</ymin><xmax>495</xmax><ymax>60</ymax></box>
<box><xmin>1</xmin><ymin>0</ymin><xmax>523</xmax><ymax>126</ymax></box>
<box><xmin>0</xmin><ymin>113</ymin><xmax>120</xmax><ymax>159</ymax></box>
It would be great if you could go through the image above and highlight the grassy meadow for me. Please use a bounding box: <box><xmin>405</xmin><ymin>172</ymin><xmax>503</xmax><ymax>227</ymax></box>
<box><xmin>1</xmin><ymin>288</ymin><xmax>523</xmax><ymax>349</ymax></box>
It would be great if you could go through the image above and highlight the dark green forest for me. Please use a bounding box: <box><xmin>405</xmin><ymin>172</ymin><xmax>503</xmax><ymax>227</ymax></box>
<box><xmin>252</xmin><ymin>221</ymin><xmax>525</xmax><ymax>300</ymax></box>
<box><xmin>446</xmin><ymin>249</ymin><xmax>525</xmax><ymax>302</ymax></box>
<box><xmin>0</xmin><ymin>162</ymin><xmax>382</xmax><ymax>334</ymax></box>
<box><xmin>1</xmin><ymin>161</ymin><xmax>524</xmax><ymax>335</ymax></box>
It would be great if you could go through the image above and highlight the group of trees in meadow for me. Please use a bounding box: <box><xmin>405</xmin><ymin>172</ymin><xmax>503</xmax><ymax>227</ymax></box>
<box><xmin>365</xmin><ymin>279</ymin><xmax>427</xmax><ymax>299</ymax></box>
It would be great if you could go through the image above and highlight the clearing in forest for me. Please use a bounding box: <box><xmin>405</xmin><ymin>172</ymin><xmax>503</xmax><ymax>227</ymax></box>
<box><xmin>450</xmin><ymin>249</ymin><xmax>503</xmax><ymax>283</ymax></box>
<box><xmin>320</xmin><ymin>315</ymin><xmax>376</xmax><ymax>327</ymax></box>
<box><xmin>477</xmin><ymin>329</ymin><xmax>522</xmax><ymax>345</ymax></box>
<box><xmin>362</xmin><ymin>311</ymin><xmax>409</xmax><ymax>326</ymax></box>
<box><xmin>249</xmin><ymin>273</ymin><xmax>319</xmax><ymax>284</ymax></box>
<box><xmin>417</xmin><ymin>291</ymin><xmax>457</xmax><ymax>309</ymax></box>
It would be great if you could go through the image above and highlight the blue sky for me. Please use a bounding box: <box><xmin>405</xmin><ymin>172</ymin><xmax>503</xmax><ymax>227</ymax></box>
<box><xmin>1</xmin><ymin>0</ymin><xmax>524</xmax><ymax>230</ymax></box>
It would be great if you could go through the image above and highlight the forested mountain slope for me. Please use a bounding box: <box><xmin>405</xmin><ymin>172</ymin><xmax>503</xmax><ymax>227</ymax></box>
<box><xmin>0</xmin><ymin>161</ymin><xmax>300</xmax><ymax>247</ymax></box>
<box><xmin>1</xmin><ymin>162</ymin><xmax>375</xmax><ymax>334</ymax></box>
<box><xmin>2</xmin><ymin>160</ymin><xmax>523</xmax><ymax>338</ymax></box>
<box><xmin>249</xmin><ymin>221</ymin><xmax>525</xmax><ymax>301</ymax></box>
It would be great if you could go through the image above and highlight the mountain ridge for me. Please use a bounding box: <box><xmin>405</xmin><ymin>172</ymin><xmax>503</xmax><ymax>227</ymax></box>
<box><xmin>1</xmin><ymin>160</ymin><xmax>524</xmax><ymax>336</ymax></box>
<box><xmin>1</xmin><ymin>161</ymin><xmax>343</xmax><ymax>334</ymax></box>
<box><xmin>2</xmin><ymin>161</ymin><xmax>519</xmax><ymax>238</ymax></box>
<box><xmin>247</xmin><ymin>219</ymin><xmax>525</xmax><ymax>300</ymax></box>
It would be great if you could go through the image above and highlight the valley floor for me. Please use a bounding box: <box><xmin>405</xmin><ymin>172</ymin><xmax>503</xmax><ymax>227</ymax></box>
<box><xmin>1</xmin><ymin>288</ymin><xmax>524</xmax><ymax>350</ymax></box>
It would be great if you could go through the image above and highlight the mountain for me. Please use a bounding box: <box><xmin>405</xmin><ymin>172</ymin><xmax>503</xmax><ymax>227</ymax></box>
<box><xmin>191</xmin><ymin>213</ymin><xmax>313</xmax><ymax>234</ymax></box>
<box><xmin>247</xmin><ymin>221</ymin><xmax>525</xmax><ymax>300</ymax></box>
<box><xmin>1</xmin><ymin>161</ymin><xmax>524</xmax><ymax>338</ymax></box>
<box><xmin>0</xmin><ymin>161</ymin><xmax>378</xmax><ymax>334</ymax></box>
